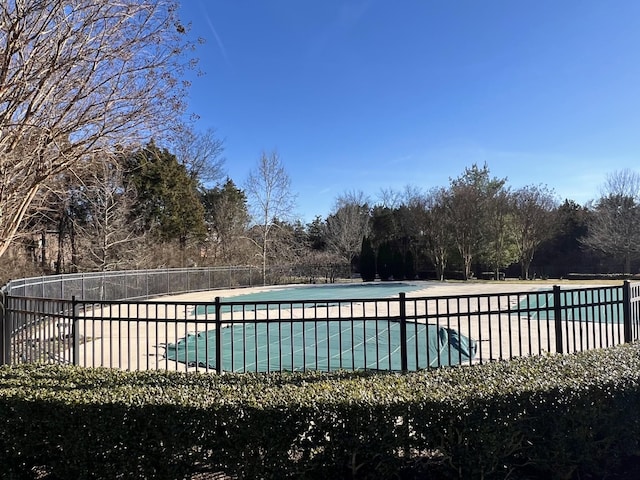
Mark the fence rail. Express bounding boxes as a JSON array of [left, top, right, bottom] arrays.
[[3, 270, 640, 373]]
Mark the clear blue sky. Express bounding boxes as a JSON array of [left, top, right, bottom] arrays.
[[178, 0, 640, 223]]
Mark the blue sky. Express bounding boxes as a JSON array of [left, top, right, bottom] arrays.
[[178, 0, 640, 223]]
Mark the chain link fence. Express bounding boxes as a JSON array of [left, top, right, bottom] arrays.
[[1, 263, 352, 301]]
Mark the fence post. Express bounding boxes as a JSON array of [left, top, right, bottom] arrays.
[[72, 296, 79, 366], [623, 280, 632, 343], [1, 291, 9, 366], [553, 286, 563, 354], [399, 292, 408, 373], [215, 297, 222, 374]]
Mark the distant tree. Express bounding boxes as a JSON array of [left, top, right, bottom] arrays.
[[512, 184, 557, 279], [72, 155, 142, 271], [536, 200, 590, 277], [27, 172, 83, 274], [482, 187, 517, 279], [377, 242, 393, 281], [404, 250, 416, 280], [125, 142, 206, 258], [245, 150, 297, 284], [0, 0, 195, 259], [359, 237, 376, 281], [306, 216, 327, 251], [324, 191, 371, 266], [447, 164, 507, 280], [391, 248, 405, 280], [423, 187, 453, 281], [377, 187, 404, 209], [201, 179, 250, 263], [370, 205, 397, 249], [268, 219, 308, 266], [581, 169, 640, 273], [173, 127, 226, 185]]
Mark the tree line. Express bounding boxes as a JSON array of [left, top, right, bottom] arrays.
[[323, 166, 640, 282], [2, 1, 639, 285], [3, 134, 640, 285]]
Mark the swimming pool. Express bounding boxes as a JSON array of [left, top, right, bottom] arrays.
[[197, 282, 426, 314], [166, 281, 478, 372], [222, 281, 425, 301], [518, 287, 624, 323], [165, 319, 476, 372]]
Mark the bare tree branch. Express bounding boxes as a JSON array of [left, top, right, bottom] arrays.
[[244, 150, 297, 283], [324, 190, 371, 265], [0, 0, 195, 257]]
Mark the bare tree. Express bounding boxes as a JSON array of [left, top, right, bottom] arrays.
[[173, 127, 226, 185], [0, 0, 195, 258], [422, 187, 453, 281], [20, 172, 76, 274], [324, 190, 371, 266], [581, 169, 640, 273], [377, 187, 403, 209], [244, 151, 297, 284], [72, 155, 142, 271], [512, 184, 557, 279]]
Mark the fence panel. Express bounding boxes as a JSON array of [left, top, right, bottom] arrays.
[[2, 275, 640, 372]]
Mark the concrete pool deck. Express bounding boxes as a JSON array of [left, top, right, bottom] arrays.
[[73, 280, 623, 372]]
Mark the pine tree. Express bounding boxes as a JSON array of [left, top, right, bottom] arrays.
[[404, 250, 416, 280], [359, 237, 376, 281], [391, 247, 405, 280], [377, 242, 393, 281], [124, 141, 206, 248]]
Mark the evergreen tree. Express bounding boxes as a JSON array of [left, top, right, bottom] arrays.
[[359, 237, 376, 281], [306, 216, 327, 251], [391, 247, 405, 280], [404, 250, 416, 280], [201, 178, 249, 263], [125, 141, 206, 249], [377, 242, 393, 281]]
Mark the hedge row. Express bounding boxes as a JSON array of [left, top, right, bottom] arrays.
[[565, 273, 640, 281], [2, 344, 640, 479]]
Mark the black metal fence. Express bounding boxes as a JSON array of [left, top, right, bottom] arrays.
[[2, 269, 640, 373]]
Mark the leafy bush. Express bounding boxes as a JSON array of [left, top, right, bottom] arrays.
[[2, 344, 640, 479]]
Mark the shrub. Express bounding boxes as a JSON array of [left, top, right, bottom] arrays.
[[1, 344, 640, 479]]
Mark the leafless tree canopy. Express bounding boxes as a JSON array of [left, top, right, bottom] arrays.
[[0, 0, 194, 257], [324, 190, 371, 264], [512, 184, 557, 279], [173, 127, 226, 184], [582, 169, 640, 273], [245, 150, 297, 283], [72, 155, 142, 271], [422, 187, 453, 281]]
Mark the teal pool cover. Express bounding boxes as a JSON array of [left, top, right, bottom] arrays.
[[166, 320, 477, 372], [196, 282, 425, 314], [519, 287, 623, 323]]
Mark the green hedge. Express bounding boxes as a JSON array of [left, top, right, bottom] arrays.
[[2, 345, 640, 479], [565, 272, 640, 280]]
